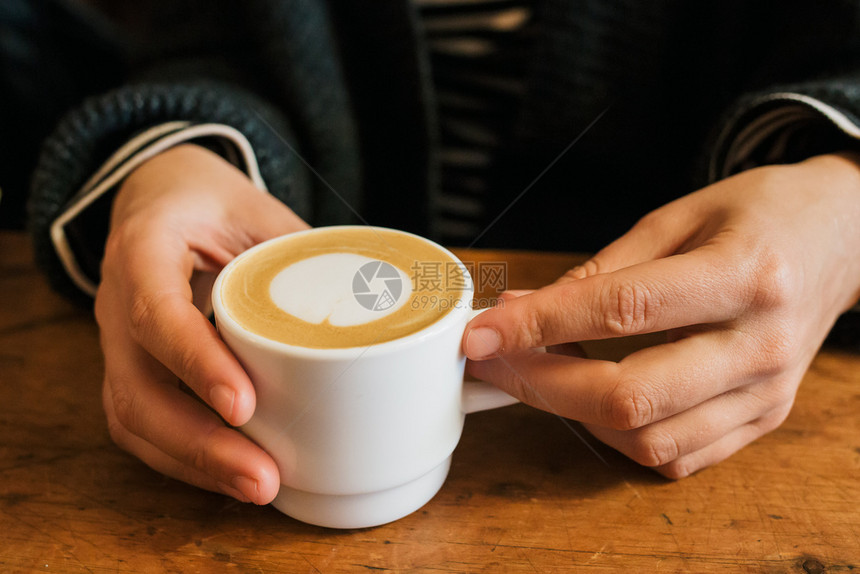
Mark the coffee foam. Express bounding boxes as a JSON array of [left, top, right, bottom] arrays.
[[269, 253, 411, 327], [220, 227, 465, 348]]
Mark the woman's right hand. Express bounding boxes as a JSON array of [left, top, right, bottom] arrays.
[[95, 144, 310, 503]]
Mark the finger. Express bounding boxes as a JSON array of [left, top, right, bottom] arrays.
[[652, 404, 793, 479], [216, 188, 311, 253], [120, 239, 256, 426], [582, 380, 795, 470], [103, 379, 250, 503], [546, 341, 587, 357], [556, 197, 710, 284], [464, 248, 749, 357], [105, 384, 280, 504], [466, 350, 618, 422], [467, 329, 765, 429], [101, 342, 279, 504], [499, 289, 533, 300], [492, 289, 532, 313], [185, 194, 310, 273], [99, 275, 279, 503], [131, 144, 311, 267]]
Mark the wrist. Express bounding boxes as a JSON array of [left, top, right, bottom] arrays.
[[804, 153, 860, 312]]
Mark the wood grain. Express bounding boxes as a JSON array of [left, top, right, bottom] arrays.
[[1, 231, 858, 573]]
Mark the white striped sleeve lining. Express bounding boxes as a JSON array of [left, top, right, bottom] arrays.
[[50, 122, 267, 296], [710, 92, 860, 182]]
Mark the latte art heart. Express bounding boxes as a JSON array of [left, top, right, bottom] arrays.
[[269, 253, 411, 327]]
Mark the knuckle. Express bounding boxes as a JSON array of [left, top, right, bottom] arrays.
[[628, 210, 669, 244], [745, 249, 798, 312], [128, 290, 178, 344], [602, 376, 656, 430], [128, 291, 159, 341], [517, 303, 547, 349], [105, 416, 131, 451], [773, 399, 795, 424], [749, 326, 800, 376], [755, 401, 794, 434], [191, 440, 210, 475], [582, 257, 605, 276], [767, 376, 800, 406], [191, 426, 232, 475], [659, 459, 693, 480], [503, 363, 542, 409], [103, 219, 141, 272], [105, 379, 143, 449], [628, 429, 681, 468], [175, 348, 200, 387], [102, 226, 125, 266], [563, 258, 604, 281], [634, 209, 664, 232], [600, 279, 659, 336], [109, 383, 136, 428], [97, 228, 138, 328]]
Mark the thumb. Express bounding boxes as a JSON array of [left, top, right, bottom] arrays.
[[463, 203, 706, 360]]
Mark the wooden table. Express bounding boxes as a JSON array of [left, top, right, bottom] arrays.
[[1, 230, 858, 573]]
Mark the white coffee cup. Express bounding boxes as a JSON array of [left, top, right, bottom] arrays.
[[211, 226, 517, 528]]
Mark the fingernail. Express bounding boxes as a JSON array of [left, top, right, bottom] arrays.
[[210, 385, 235, 421], [216, 478, 253, 503], [465, 327, 502, 359], [231, 476, 261, 503]]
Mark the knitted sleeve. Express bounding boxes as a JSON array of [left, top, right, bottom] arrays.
[[705, 79, 860, 183], [700, 3, 860, 180], [27, 81, 312, 306]]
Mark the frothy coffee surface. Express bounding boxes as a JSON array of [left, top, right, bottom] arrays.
[[268, 253, 412, 326], [220, 227, 465, 348]]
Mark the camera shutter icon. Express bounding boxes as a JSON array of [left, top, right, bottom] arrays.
[[352, 261, 403, 311]]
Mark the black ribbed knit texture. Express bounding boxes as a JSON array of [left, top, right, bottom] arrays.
[[327, 0, 438, 237], [0, 0, 124, 229], [11, 0, 860, 301], [244, 0, 363, 227], [705, 77, 860, 184], [27, 82, 310, 305], [475, 0, 860, 252]]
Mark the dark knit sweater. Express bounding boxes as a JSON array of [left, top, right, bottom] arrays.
[[3, 0, 860, 305]]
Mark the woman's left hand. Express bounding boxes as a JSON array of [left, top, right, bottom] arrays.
[[463, 153, 860, 478]]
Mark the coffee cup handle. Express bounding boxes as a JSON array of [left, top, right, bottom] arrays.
[[462, 380, 519, 414], [461, 308, 520, 414]]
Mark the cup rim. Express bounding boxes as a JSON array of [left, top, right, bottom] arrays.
[[211, 225, 474, 358]]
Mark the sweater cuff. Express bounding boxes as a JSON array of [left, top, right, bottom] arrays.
[[28, 82, 311, 304], [51, 122, 269, 297], [708, 92, 860, 183]]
